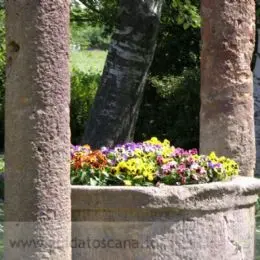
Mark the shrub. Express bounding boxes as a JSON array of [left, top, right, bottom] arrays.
[[70, 67, 200, 149], [0, 156, 4, 199], [70, 23, 110, 50], [0, 10, 5, 151], [84, 26, 110, 50], [70, 68, 100, 144], [135, 68, 200, 149]]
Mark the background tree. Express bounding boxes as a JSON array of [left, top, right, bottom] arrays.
[[82, 0, 164, 148], [80, 0, 201, 148], [135, 0, 200, 148]]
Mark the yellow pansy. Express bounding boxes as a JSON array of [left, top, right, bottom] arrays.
[[148, 174, 154, 181], [124, 180, 132, 186]]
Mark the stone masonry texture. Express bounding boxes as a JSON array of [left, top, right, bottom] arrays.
[[5, 1, 71, 259], [200, 0, 256, 176], [72, 177, 260, 260]]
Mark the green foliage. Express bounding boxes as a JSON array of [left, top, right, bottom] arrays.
[[172, 0, 201, 29], [69, 54, 200, 149], [70, 68, 100, 144], [75, 0, 200, 34], [71, 167, 120, 186], [0, 156, 4, 200], [70, 50, 107, 73], [72, 0, 201, 149], [257, 197, 260, 214], [0, 203, 3, 259], [72, 1, 118, 34], [151, 0, 200, 75], [135, 68, 200, 149], [0, 10, 5, 150], [257, 1, 260, 19], [0, 175, 3, 200], [256, 196, 260, 259], [0, 156, 4, 173], [70, 22, 110, 50]]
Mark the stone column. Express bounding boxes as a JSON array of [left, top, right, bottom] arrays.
[[5, 1, 71, 259], [200, 0, 256, 176]]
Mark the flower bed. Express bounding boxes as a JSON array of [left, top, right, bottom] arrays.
[[70, 138, 260, 260], [71, 137, 239, 186]]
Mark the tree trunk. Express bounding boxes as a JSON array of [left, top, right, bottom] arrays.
[[200, 0, 255, 176], [5, 1, 71, 259], [82, 0, 163, 148]]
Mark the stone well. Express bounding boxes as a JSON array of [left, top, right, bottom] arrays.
[[71, 177, 260, 260]]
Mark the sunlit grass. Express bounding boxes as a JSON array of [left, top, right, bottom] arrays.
[[70, 50, 107, 74]]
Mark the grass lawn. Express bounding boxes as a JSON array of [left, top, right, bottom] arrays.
[[70, 49, 107, 74]]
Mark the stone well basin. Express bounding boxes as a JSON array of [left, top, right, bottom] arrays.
[[72, 176, 260, 260]]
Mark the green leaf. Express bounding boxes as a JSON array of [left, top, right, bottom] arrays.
[[90, 178, 97, 186], [183, 23, 189, 30], [176, 15, 184, 25], [80, 171, 87, 183]]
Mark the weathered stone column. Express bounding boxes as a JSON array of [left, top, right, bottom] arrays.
[[5, 1, 71, 259], [200, 0, 256, 176]]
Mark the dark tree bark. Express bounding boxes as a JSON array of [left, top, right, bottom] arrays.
[[82, 0, 163, 148], [200, 0, 255, 176], [5, 1, 71, 259]]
